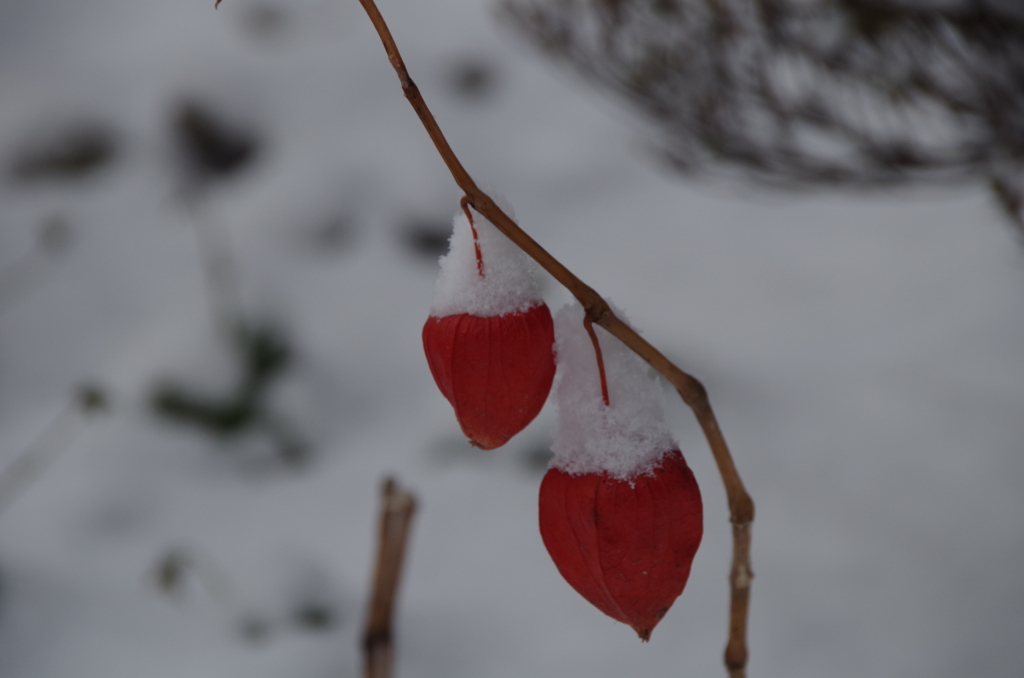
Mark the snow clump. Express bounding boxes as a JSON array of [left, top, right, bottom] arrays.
[[429, 205, 543, 318], [551, 302, 677, 481]]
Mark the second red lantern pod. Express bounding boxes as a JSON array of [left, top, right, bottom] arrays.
[[539, 302, 703, 640], [422, 202, 555, 449]]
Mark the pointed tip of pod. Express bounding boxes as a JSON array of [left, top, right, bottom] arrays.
[[469, 436, 500, 450], [635, 627, 652, 642]]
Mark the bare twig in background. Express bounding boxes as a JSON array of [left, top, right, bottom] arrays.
[[0, 384, 109, 518], [154, 545, 242, 609], [0, 214, 74, 316], [152, 544, 276, 642], [363, 477, 417, 678], [185, 203, 243, 334], [355, 1, 754, 675], [501, 0, 1024, 234]]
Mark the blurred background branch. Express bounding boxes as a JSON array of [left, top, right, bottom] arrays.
[[501, 0, 1024, 231], [0, 384, 109, 519]]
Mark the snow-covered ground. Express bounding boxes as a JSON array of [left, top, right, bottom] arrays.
[[0, 1, 1022, 677]]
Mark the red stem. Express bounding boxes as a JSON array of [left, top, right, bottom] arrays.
[[583, 317, 610, 407], [460, 196, 484, 277]]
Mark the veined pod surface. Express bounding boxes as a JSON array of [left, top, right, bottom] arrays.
[[423, 303, 555, 449], [539, 449, 703, 640]]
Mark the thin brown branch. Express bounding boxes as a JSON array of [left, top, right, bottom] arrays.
[[355, 1, 754, 675], [363, 477, 418, 678], [0, 384, 109, 519]]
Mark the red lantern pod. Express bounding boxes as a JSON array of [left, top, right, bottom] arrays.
[[424, 200, 555, 448], [423, 303, 555, 449], [539, 449, 703, 641], [541, 301, 702, 639]]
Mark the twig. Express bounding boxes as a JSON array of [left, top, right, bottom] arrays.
[[0, 214, 73, 316], [0, 249, 42, 316], [0, 384, 109, 519], [152, 543, 274, 641], [363, 477, 417, 678], [355, 1, 755, 674], [154, 545, 242, 610], [184, 201, 243, 335]]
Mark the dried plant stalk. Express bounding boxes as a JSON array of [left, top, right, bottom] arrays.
[[363, 477, 418, 678], [355, 1, 754, 675], [0, 385, 108, 519]]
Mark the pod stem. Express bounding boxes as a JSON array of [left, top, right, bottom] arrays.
[[354, 1, 755, 675], [583, 316, 610, 407], [460, 195, 484, 277]]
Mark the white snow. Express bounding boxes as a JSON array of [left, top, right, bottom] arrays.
[[429, 205, 544, 318], [551, 302, 677, 480]]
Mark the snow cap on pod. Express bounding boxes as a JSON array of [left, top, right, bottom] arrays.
[[430, 204, 543, 318], [552, 302, 676, 480]]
